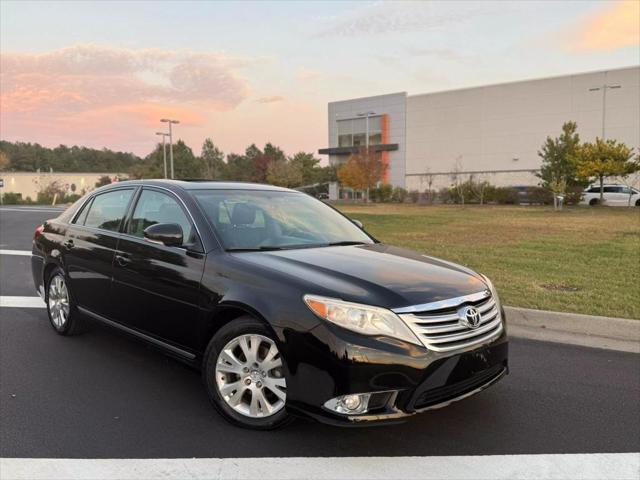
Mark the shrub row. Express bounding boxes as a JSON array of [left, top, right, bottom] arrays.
[[367, 182, 584, 205]]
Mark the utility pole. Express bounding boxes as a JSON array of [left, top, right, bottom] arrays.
[[160, 118, 180, 178], [589, 83, 621, 139], [155, 132, 169, 179]]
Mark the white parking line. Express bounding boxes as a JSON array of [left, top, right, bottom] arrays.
[[0, 250, 32, 256], [0, 296, 45, 308], [1, 453, 638, 480], [0, 207, 63, 212]]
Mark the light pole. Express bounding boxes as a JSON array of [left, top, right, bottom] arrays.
[[357, 111, 376, 148], [155, 132, 170, 179], [160, 118, 180, 178], [588, 83, 621, 139]]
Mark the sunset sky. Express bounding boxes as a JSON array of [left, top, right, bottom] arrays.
[[1, 0, 638, 159]]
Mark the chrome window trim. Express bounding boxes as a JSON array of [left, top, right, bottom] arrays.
[[391, 290, 490, 314]]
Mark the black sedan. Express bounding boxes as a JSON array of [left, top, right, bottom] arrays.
[[32, 180, 508, 429]]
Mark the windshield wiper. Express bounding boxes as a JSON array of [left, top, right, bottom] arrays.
[[227, 241, 368, 252], [325, 241, 368, 247], [226, 246, 285, 252]]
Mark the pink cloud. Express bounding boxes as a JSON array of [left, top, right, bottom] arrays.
[[0, 44, 251, 153], [0, 44, 326, 159], [255, 95, 285, 104], [562, 0, 640, 52]]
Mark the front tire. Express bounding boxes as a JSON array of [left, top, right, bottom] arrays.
[[46, 268, 85, 335], [589, 198, 599, 206], [202, 316, 292, 430]]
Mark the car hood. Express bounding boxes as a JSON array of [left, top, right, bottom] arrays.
[[231, 243, 488, 310]]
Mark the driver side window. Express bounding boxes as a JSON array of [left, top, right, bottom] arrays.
[[128, 190, 195, 246]]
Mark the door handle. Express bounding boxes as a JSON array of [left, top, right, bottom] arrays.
[[115, 254, 131, 267], [63, 239, 74, 249]]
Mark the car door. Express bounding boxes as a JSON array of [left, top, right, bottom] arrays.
[[110, 187, 206, 350], [603, 186, 625, 206], [63, 187, 136, 317], [619, 186, 634, 206]]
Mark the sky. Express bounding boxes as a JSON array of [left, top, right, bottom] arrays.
[[1, 0, 639, 159]]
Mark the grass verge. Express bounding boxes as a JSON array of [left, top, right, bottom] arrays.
[[335, 204, 640, 319]]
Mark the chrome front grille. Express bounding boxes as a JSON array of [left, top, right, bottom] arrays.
[[393, 290, 503, 352]]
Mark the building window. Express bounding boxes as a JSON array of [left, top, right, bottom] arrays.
[[337, 116, 383, 148], [338, 120, 352, 147]]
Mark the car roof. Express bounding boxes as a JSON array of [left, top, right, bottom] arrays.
[[109, 179, 297, 193]]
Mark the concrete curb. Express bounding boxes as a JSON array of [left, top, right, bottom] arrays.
[[504, 306, 640, 353]]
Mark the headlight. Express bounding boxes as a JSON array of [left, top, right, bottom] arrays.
[[303, 294, 421, 345], [480, 274, 502, 311]]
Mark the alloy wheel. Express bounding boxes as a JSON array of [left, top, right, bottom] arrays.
[[215, 334, 286, 418], [48, 274, 70, 329]]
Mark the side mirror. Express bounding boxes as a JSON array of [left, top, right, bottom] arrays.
[[352, 219, 364, 229], [144, 223, 183, 247]]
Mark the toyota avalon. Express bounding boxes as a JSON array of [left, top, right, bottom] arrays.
[[32, 180, 508, 429]]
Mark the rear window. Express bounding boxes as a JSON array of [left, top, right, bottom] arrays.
[[76, 189, 134, 232], [57, 196, 89, 224]]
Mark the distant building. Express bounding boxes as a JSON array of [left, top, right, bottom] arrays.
[[0, 172, 122, 202], [320, 66, 639, 196]]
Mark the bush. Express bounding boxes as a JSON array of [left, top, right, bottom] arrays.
[[1, 192, 26, 204], [408, 190, 420, 203], [370, 184, 393, 203], [437, 187, 455, 204], [524, 186, 553, 205], [392, 187, 409, 203], [485, 186, 519, 204], [36, 181, 81, 205], [564, 185, 584, 205]]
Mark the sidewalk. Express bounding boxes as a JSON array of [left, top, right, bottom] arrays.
[[505, 306, 640, 353]]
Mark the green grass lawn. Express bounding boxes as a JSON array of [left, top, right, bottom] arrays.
[[335, 204, 640, 319]]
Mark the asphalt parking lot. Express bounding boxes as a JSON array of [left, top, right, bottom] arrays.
[[1, 205, 639, 461]]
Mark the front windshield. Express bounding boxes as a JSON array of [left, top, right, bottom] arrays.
[[191, 189, 373, 250]]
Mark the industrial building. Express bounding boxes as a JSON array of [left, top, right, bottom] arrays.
[[320, 66, 639, 196]]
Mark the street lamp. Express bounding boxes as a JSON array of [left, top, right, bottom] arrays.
[[155, 132, 170, 179], [588, 83, 621, 139], [357, 111, 376, 148], [160, 118, 180, 179]]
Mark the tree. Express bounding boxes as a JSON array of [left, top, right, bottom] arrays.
[[224, 153, 254, 182], [0, 140, 141, 173], [421, 168, 435, 204], [290, 152, 337, 186], [200, 138, 225, 180], [450, 156, 467, 205], [95, 175, 112, 188], [266, 160, 303, 188], [132, 140, 204, 179], [337, 147, 387, 201], [0, 151, 9, 171], [573, 138, 638, 204], [537, 121, 582, 209]]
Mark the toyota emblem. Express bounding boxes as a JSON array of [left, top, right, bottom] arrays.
[[459, 305, 482, 329]]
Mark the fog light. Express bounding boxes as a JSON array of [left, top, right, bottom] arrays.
[[324, 393, 371, 415], [342, 394, 362, 411]]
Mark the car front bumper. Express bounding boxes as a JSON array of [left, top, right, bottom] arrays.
[[281, 316, 508, 426]]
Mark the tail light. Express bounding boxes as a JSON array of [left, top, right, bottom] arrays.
[[34, 225, 44, 238]]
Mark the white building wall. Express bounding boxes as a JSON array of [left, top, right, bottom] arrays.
[[327, 92, 407, 187], [405, 66, 640, 190]]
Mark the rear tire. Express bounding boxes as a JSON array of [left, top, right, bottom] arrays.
[[635, 199, 640, 207], [202, 316, 292, 430], [45, 267, 85, 335]]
